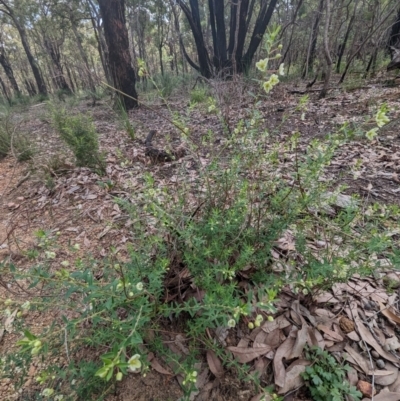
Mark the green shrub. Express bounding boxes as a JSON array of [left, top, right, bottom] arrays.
[[302, 347, 362, 401], [153, 72, 179, 99], [0, 109, 35, 161], [190, 87, 208, 103], [49, 105, 105, 171]]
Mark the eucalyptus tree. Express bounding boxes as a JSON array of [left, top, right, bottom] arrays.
[[97, 0, 138, 109], [0, 0, 47, 95], [176, 0, 279, 78], [30, 0, 72, 93], [0, 34, 21, 96]]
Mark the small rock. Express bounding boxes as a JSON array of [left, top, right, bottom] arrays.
[[371, 350, 380, 359], [357, 380, 376, 398], [376, 359, 385, 369]]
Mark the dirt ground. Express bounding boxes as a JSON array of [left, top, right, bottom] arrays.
[[0, 78, 399, 400]]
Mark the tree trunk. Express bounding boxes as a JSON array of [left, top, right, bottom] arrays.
[[177, 0, 212, 78], [0, 75, 11, 103], [209, 0, 228, 71], [98, 0, 138, 110], [319, 0, 332, 99], [43, 37, 72, 93], [70, 17, 97, 93], [65, 63, 76, 92], [0, 2, 47, 95], [389, 8, 400, 49], [336, 15, 354, 73], [281, 0, 305, 63], [241, 0, 278, 72], [339, 3, 397, 83], [302, 0, 324, 78], [0, 49, 21, 96], [24, 78, 36, 96]]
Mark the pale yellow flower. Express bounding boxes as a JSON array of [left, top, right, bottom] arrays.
[[128, 354, 141, 373], [263, 81, 273, 93], [366, 128, 378, 141], [269, 74, 279, 85], [42, 388, 54, 397], [375, 110, 390, 127], [256, 58, 269, 72], [278, 63, 285, 76]]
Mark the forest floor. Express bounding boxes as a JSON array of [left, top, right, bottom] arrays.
[[0, 75, 400, 401]]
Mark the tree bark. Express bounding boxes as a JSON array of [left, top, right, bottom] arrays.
[[241, 0, 278, 72], [319, 0, 332, 99], [302, 0, 324, 78], [0, 75, 11, 103], [389, 8, 400, 49], [0, 48, 21, 96], [97, 0, 138, 110], [339, 3, 397, 83], [0, 1, 47, 95], [177, 0, 212, 78], [43, 37, 72, 93]]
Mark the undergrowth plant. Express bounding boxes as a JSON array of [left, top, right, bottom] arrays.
[[0, 32, 398, 401], [302, 346, 362, 401], [49, 104, 105, 172], [0, 107, 35, 161]]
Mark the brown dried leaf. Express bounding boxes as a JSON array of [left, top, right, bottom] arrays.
[[307, 327, 325, 349], [346, 331, 361, 342], [355, 319, 399, 363], [288, 324, 308, 359], [149, 357, 173, 376], [227, 345, 272, 364], [206, 350, 224, 378], [370, 392, 400, 401], [344, 345, 370, 374], [317, 324, 344, 342], [273, 338, 295, 388], [277, 359, 309, 394], [314, 292, 340, 304], [260, 314, 291, 334], [378, 301, 400, 324]]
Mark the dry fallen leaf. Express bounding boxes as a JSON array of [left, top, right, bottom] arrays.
[[148, 354, 173, 376], [355, 319, 399, 364], [206, 350, 224, 378], [344, 345, 370, 374], [288, 324, 308, 359], [317, 324, 344, 342], [4, 309, 18, 332], [277, 359, 310, 394], [273, 337, 295, 388], [368, 391, 400, 401], [378, 301, 400, 325], [227, 345, 272, 364]]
